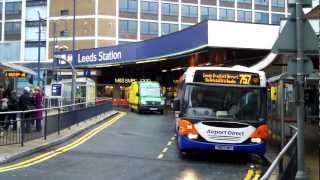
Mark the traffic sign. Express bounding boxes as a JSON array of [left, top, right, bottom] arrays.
[[51, 83, 63, 97], [84, 69, 91, 77]]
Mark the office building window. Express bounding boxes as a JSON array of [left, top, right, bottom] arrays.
[[5, 22, 21, 40], [271, 13, 284, 24], [201, 6, 217, 21], [219, 8, 235, 21], [255, 0, 269, 5], [119, 0, 138, 13], [161, 23, 178, 35], [60, 9, 69, 16], [237, 10, 252, 22], [141, 1, 158, 14], [141, 21, 158, 35], [221, 0, 235, 2], [5, 2, 22, 16], [181, 5, 198, 18], [255, 12, 269, 24], [238, 0, 252, 3], [162, 3, 178, 16], [272, 0, 285, 7], [119, 20, 137, 33]]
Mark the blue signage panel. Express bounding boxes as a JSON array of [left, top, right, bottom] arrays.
[[51, 83, 63, 97], [84, 69, 91, 77], [54, 21, 209, 67]]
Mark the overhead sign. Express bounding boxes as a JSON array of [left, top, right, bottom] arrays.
[[51, 83, 63, 97], [84, 69, 91, 77], [5, 71, 27, 78], [194, 70, 261, 86]]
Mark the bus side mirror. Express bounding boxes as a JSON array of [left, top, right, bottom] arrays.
[[172, 99, 180, 111]]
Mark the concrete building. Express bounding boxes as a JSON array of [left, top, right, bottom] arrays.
[[0, 0, 289, 64]]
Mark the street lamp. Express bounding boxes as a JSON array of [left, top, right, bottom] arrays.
[[37, 11, 45, 87]]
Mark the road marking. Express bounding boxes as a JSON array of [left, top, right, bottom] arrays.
[[157, 154, 164, 159], [157, 134, 176, 160], [0, 112, 127, 173], [243, 165, 262, 180], [162, 147, 168, 153]]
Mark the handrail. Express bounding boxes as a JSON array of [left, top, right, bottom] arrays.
[[260, 126, 298, 180], [0, 98, 112, 115]]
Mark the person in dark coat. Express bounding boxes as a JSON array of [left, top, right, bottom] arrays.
[[7, 90, 19, 131], [19, 87, 35, 133], [0, 85, 8, 134], [33, 87, 43, 132]]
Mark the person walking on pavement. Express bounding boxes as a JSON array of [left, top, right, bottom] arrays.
[[7, 90, 19, 131], [33, 87, 43, 132], [19, 87, 35, 133]]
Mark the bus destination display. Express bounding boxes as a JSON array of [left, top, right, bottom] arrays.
[[194, 70, 260, 85]]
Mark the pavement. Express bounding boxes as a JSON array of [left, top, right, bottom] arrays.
[[0, 109, 269, 180], [0, 110, 118, 165]]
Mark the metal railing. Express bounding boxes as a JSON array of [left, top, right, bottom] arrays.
[[0, 98, 112, 147], [261, 125, 298, 180]]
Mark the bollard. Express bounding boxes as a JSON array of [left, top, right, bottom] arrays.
[[44, 109, 48, 140], [58, 107, 61, 135], [21, 112, 24, 147]]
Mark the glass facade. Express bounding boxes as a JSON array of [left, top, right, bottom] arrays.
[[5, 22, 21, 40], [238, 0, 252, 3], [119, 20, 138, 33], [219, 8, 235, 21], [161, 23, 178, 35], [272, 0, 285, 7], [181, 5, 198, 18], [238, 10, 252, 22], [141, 1, 158, 14], [201, 7, 217, 21], [141, 21, 158, 35], [255, 0, 269, 5], [255, 12, 269, 24], [5, 2, 22, 16], [119, 0, 138, 12], [162, 3, 178, 16], [271, 13, 285, 24]]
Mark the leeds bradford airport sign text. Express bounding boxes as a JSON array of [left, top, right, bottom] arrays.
[[55, 21, 208, 67]]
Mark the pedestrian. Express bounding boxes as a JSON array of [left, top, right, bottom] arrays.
[[0, 86, 9, 135], [33, 87, 43, 132], [7, 90, 19, 131], [19, 87, 35, 133]]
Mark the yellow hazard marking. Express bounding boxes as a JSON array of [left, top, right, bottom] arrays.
[[243, 165, 262, 180], [0, 112, 126, 173]]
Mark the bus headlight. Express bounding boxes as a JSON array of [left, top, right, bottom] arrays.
[[187, 133, 198, 140], [141, 101, 147, 105], [161, 101, 165, 105], [251, 138, 262, 144]]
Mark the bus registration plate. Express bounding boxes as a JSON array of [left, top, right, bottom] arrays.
[[150, 108, 158, 110], [215, 145, 234, 151]]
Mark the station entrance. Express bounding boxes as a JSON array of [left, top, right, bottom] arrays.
[[94, 48, 270, 104]]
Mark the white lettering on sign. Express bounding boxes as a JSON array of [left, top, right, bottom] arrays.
[[206, 129, 244, 137], [77, 51, 122, 64]]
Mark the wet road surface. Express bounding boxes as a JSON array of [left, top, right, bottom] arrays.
[[0, 109, 268, 180]]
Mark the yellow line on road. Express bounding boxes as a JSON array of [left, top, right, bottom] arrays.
[[0, 112, 126, 173]]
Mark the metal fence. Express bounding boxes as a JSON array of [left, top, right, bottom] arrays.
[[261, 125, 298, 180], [0, 99, 112, 146]]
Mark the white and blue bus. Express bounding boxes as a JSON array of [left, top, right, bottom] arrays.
[[173, 66, 268, 155]]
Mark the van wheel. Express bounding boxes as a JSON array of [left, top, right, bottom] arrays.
[[160, 110, 164, 115], [130, 108, 133, 112]]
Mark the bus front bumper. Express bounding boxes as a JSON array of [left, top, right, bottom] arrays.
[[178, 135, 266, 155]]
